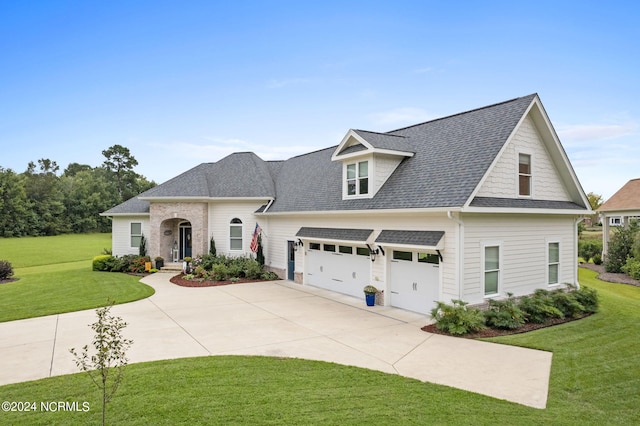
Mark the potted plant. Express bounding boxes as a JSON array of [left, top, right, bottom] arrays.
[[363, 285, 377, 306], [154, 256, 164, 269]]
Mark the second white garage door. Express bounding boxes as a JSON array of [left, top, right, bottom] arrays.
[[389, 250, 440, 314]]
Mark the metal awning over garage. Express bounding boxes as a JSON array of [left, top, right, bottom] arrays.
[[375, 230, 445, 250], [295, 227, 373, 244]]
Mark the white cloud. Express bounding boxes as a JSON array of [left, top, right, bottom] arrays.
[[369, 107, 433, 127], [556, 122, 637, 144], [266, 78, 312, 89]]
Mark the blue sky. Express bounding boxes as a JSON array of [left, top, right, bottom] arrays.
[[0, 1, 638, 199]]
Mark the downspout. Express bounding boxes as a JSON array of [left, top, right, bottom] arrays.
[[447, 211, 465, 300], [574, 216, 582, 289], [262, 198, 275, 213]]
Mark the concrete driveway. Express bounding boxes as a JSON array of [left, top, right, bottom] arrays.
[[0, 273, 552, 408]]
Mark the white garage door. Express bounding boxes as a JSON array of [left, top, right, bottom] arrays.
[[306, 243, 370, 298], [389, 250, 440, 314]]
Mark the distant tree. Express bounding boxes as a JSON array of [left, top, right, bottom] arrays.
[[23, 158, 66, 235], [61, 169, 119, 233], [0, 167, 30, 237], [586, 192, 604, 226], [102, 145, 139, 202], [63, 163, 93, 177]]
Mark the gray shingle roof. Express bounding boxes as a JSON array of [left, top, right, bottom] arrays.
[[267, 94, 538, 212], [352, 130, 410, 152], [101, 194, 150, 215], [375, 230, 445, 247], [296, 227, 373, 242], [469, 197, 585, 210], [104, 94, 586, 216], [141, 152, 278, 199]]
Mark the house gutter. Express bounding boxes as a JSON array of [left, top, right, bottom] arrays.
[[447, 211, 465, 300]]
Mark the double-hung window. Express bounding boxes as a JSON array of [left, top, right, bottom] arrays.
[[130, 223, 142, 248], [518, 153, 532, 196], [346, 161, 369, 196], [484, 245, 500, 296], [548, 242, 560, 285], [230, 218, 243, 251]]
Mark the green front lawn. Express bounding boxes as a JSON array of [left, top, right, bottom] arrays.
[[0, 268, 637, 424], [0, 234, 154, 322]]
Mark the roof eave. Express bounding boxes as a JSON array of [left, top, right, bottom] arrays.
[[461, 206, 591, 215]]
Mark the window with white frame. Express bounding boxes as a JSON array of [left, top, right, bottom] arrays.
[[346, 160, 369, 196], [130, 222, 142, 248], [230, 218, 243, 250], [518, 153, 532, 196], [484, 245, 500, 296], [548, 242, 560, 285]]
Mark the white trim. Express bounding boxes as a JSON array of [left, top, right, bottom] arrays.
[[229, 218, 243, 251], [517, 150, 533, 198], [138, 196, 274, 202], [130, 221, 143, 249], [481, 241, 502, 298], [546, 238, 561, 286]]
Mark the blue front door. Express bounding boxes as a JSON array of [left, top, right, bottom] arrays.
[[179, 223, 192, 259], [287, 241, 295, 280]]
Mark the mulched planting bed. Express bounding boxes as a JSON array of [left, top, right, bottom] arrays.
[[170, 274, 277, 288], [421, 314, 591, 339], [0, 278, 18, 285]]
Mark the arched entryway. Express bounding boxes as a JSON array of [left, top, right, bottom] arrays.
[[179, 221, 192, 259]]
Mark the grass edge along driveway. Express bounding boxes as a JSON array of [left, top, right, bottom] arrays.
[[0, 268, 638, 425], [0, 234, 154, 322]]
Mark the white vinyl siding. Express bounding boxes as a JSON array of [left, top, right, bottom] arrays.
[[207, 201, 267, 256], [111, 216, 150, 256], [475, 115, 571, 201], [463, 214, 576, 304]]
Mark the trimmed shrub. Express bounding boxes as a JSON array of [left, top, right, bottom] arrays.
[[574, 285, 599, 314], [430, 300, 486, 336], [592, 253, 603, 265], [261, 271, 280, 281], [518, 290, 564, 324], [244, 260, 263, 279], [578, 239, 603, 263], [92, 255, 114, 272], [605, 221, 638, 272], [551, 289, 585, 318], [129, 256, 150, 274], [484, 293, 527, 330], [622, 258, 640, 280], [212, 263, 229, 281], [0, 260, 14, 280]]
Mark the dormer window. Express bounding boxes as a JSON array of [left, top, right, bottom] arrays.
[[347, 161, 369, 196], [518, 153, 531, 196]]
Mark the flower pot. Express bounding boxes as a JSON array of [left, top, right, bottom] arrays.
[[365, 293, 375, 306]]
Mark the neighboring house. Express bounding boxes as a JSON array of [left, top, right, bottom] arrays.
[[598, 178, 640, 256], [101, 94, 591, 314]]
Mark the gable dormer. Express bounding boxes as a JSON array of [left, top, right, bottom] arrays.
[[332, 129, 414, 200]]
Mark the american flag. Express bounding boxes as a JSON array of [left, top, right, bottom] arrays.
[[250, 222, 262, 253]]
